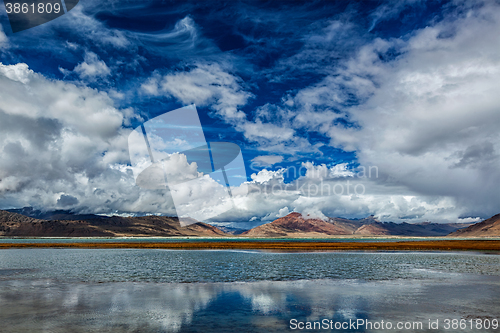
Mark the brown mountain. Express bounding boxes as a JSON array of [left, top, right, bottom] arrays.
[[0, 210, 226, 237], [354, 223, 391, 235], [241, 213, 472, 237], [448, 214, 500, 237], [241, 213, 374, 237], [241, 213, 344, 237]]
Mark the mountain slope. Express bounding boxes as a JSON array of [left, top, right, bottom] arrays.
[[0, 210, 113, 237], [241, 213, 354, 237], [448, 214, 500, 237], [0, 210, 226, 237]]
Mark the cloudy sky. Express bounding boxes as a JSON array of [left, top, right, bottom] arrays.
[[0, 0, 499, 225]]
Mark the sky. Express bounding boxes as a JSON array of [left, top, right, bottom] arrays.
[[0, 0, 499, 225]]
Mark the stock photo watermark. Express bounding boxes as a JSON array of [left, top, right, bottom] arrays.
[[289, 318, 499, 331], [3, 0, 79, 33], [128, 105, 248, 226], [247, 163, 379, 197], [128, 105, 379, 225]]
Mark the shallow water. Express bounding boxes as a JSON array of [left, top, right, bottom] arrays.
[[1, 249, 500, 282], [0, 249, 499, 332]]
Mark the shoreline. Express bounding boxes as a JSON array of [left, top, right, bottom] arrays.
[[1, 240, 500, 251]]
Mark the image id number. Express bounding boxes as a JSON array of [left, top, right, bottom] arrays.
[[5, 2, 61, 14]]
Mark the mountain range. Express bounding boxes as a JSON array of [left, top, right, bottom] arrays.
[[0, 210, 225, 237], [1, 208, 495, 237], [241, 212, 473, 237]]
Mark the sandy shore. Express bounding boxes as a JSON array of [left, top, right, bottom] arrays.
[[1, 240, 500, 251]]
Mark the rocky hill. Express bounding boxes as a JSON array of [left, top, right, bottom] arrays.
[[0, 210, 226, 237], [448, 214, 500, 237], [242, 212, 472, 237], [242, 213, 353, 237]]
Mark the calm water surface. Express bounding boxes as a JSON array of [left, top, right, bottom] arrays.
[[0, 249, 499, 332]]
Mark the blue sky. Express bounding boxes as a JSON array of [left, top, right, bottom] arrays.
[[1, 0, 500, 224]]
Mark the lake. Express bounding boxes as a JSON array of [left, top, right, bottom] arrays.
[[0, 249, 499, 332]]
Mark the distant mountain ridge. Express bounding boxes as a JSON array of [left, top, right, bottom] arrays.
[[241, 212, 473, 237], [0, 210, 226, 237], [212, 225, 248, 235]]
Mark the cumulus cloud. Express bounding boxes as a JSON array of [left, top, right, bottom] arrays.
[[220, 162, 465, 223], [73, 52, 111, 81], [0, 65, 247, 219], [321, 1, 500, 218], [57, 194, 79, 207], [2, 1, 499, 225], [221, 1, 500, 223], [0, 62, 152, 214]]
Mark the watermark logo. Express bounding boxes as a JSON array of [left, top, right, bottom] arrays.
[[246, 162, 378, 197], [4, 0, 79, 33], [128, 105, 247, 226]]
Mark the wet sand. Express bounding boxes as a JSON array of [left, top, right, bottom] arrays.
[[0, 239, 499, 251]]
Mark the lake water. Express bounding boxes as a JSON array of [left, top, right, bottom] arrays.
[[0, 249, 499, 332]]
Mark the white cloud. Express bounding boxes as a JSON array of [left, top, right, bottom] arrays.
[[277, 206, 290, 217], [142, 63, 250, 122], [329, 163, 355, 178], [2, 2, 500, 224], [224, 1, 500, 223], [0, 62, 150, 214], [252, 155, 284, 166], [212, 158, 483, 224], [74, 52, 111, 80], [458, 217, 482, 224], [322, 1, 500, 218], [0, 63, 31, 84], [249, 169, 285, 184], [0, 25, 8, 49], [64, 5, 131, 49], [141, 62, 315, 154], [240, 121, 295, 141], [0, 65, 249, 219]]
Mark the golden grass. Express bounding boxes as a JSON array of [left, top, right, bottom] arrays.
[[0, 240, 500, 251]]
